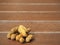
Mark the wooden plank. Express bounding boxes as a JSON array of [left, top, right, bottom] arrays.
[[0, 5, 60, 11], [0, 33, 60, 45], [0, 0, 60, 3], [0, 13, 60, 20], [0, 22, 60, 32]]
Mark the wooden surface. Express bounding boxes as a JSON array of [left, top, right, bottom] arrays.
[[0, 0, 60, 45], [0, 0, 60, 3], [0, 22, 60, 32], [0, 33, 60, 45], [0, 13, 60, 20], [0, 5, 60, 11]]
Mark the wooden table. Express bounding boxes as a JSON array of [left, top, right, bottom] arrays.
[[0, 0, 60, 45]]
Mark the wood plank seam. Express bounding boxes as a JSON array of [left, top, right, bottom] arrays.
[[0, 11, 60, 13], [0, 20, 60, 23], [0, 3, 60, 5], [0, 31, 60, 34], [0, 0, 60, 3]]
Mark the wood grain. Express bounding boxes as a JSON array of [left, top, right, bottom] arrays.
[[0, 5, 60, 11], [0, 22, 60, 32], [0, 0, 60, 45], [0, 33, 60, 45], [0, 0, 60, 3], [0, 13, 60, 20]]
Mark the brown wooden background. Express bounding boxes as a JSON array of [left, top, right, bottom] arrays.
[[0, 0, 60, 45]]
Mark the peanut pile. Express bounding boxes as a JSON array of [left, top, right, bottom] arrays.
[[7, 25, 33, 43]]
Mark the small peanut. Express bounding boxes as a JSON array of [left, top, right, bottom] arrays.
[[11, 26, 18, 33], [11, 34, 16, 40], [7, 32, 12, 39], [21, 32, 28, 37], [19, 37, 24, 43], [16, 34, 22, 41], [26, 34, 33, 42], [20, 25, 30, 32], [18, 25, 27, 37]]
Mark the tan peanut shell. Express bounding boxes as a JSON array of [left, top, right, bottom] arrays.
[[7, 25, 33, 43], [19, 37, 24, 43], [11, 34, 16, 40], [16, 34, 22, 41], [18, 25, 27, 37], [7, 32, 12, 39], [11, 26, 18, 33], [26, 34, 33, 42]]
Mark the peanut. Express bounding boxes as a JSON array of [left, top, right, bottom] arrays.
[[19, 37, 24, 43], [11, 34, 16, 40], [16, 34, 22, 41], [26, 34, 33, 42], [11, 26, 18, 33], [7, 25, 33, 43], [18, 25, 30, 33], [18, 25, 27, 37], [7, 32, 12, 39]]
